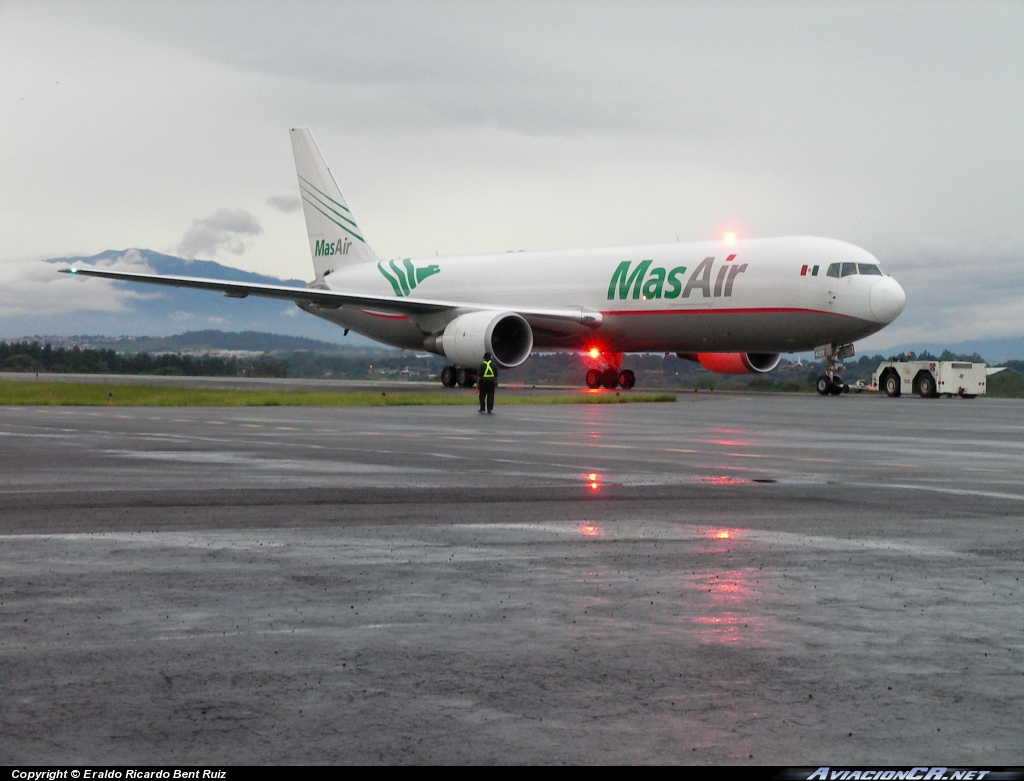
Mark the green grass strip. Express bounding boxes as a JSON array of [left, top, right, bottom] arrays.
[[0, 381, 675, 407]]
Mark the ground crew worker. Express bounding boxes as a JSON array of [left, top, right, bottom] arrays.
[[478, 352, 498, 413]]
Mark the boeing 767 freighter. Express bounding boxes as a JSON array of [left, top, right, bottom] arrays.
[[64, 128, 905, 393]]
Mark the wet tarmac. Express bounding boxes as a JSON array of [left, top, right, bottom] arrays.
[[1, 394, 1022, 763]]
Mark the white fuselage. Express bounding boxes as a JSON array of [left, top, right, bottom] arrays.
[[305, 235, 905, 355]]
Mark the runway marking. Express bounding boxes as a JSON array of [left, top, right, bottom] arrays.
[[276, 427, 300, 431], [664, 448, 698, 454], [962, 468, 1009, 473], [173, 419, 191, 423], [208, 421, 226, 425], [240, 424, 263, 429], [847, 481, 1024, 502], [880, 463, 918, 468]]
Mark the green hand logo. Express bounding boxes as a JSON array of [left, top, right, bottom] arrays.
[[378, 260, 441, 297]]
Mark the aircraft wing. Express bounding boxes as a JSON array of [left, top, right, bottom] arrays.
[[60, 267, 602, 330]]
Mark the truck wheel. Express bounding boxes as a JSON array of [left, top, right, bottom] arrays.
[[917, 373, 936, 398], [815, 375, 832, 395], [883, 373, 901, 397]]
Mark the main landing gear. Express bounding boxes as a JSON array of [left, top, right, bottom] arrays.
[[440, 354, 640, 391], [440, 365, 476, 388], [585, 368, 636, 390], [584, 352, 636, 390]]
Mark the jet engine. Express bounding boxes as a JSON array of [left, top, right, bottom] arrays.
[[431, 310, 534, 368], [680, 352, 782, 375]]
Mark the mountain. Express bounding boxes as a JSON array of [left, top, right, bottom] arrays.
[[21, 249, 377, 346]]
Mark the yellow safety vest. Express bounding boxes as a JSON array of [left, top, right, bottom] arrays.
[[482, 360, 495, 379]]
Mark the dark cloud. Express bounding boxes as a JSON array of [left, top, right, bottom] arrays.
[[85, 3, 1024, 252], [862, 239, 1024, 347], [266, 195, 301, 213], [176, 209, 263, 259]]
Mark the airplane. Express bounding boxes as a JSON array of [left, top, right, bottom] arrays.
[[62, 128, 906, 394]]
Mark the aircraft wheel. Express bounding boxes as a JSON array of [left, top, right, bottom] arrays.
[[883, 373, 901, 397], [618, 369, 636, 390], [456, 368, 476, 388], [585, 369, 603, 389], [917, 373, 936, 398], [829, 381, 844, 395], [815, 375, 832, 395], [440, 365, 457, 388], [601, 368, 619, 389]]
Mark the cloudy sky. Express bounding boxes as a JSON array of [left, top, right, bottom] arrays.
[[1, 1, 1022, 350]]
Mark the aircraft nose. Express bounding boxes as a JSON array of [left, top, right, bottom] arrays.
[[869, 277, 906, 323]]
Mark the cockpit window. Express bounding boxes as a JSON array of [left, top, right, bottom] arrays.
[[858, 263, 882, 275], [841, 262, 857, 277], [826, 263, 840, 278]]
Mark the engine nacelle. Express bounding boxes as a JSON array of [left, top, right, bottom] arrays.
[[433, 310, 534, 369], [682, 352, 782, 375]]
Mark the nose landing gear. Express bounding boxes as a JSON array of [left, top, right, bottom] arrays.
[[815, 374, 846, 395], [814, 342, 855, 395]]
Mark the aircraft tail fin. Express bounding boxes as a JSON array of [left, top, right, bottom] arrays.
[[290, 127, 381, 279]]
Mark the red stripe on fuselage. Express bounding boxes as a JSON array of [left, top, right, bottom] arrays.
[[601, 306, 857, 320], [357, 309, 410, 320]]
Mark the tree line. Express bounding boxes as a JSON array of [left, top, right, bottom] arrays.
[[0, 341, 287, 378], [2, 339, 1020, 396]]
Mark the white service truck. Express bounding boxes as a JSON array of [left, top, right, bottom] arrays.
[[872, 360, 1003, 398]]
